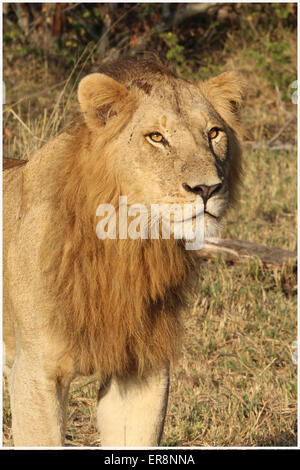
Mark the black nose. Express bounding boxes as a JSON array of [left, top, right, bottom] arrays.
[[182, 183, 222, 204]]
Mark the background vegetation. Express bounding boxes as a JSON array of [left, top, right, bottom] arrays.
[[3, 3, 297, 447]]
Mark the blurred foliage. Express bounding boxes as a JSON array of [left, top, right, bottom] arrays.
[[3, 2, 297, 97]]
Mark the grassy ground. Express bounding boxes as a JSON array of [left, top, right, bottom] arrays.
[[3, 4, 297, 447]]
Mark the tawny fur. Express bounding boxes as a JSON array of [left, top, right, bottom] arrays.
[[4, 55, 245, 397]]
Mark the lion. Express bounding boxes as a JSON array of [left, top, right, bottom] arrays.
[[3, 55, 245, 447]]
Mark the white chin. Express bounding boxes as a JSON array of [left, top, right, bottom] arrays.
[[167, 214, 220, 248], [171, 217, 204, 242], [170, 216, 220, 239], [204, 217, 220, 239]]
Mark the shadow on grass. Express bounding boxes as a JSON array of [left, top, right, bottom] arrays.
[[255, 430, 297, 447]]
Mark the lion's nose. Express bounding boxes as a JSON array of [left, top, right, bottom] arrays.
[[182, 183, 222, 205]]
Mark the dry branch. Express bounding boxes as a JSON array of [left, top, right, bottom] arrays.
[[174, 3, 218, 24], [198, 238, 296, 268], [246, 143, 296, 152], [3, 157, 27, 170]]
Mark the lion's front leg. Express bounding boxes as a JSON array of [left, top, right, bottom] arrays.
[[97, 367, 169, 447], [9, 349, 72, 447]]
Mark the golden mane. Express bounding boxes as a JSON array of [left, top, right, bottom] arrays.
[[41, 105, 196, 380]]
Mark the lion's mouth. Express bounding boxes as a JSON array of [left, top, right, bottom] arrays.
[[162, 209, 219, 224], [172, 210, 203, 224], [173, 210, 219, 223]]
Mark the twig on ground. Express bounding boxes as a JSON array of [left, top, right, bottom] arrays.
[[245, 142, 296, 151], [197, 238, 296, 267]]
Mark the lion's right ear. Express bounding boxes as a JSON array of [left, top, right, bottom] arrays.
[[78, 73, 129, 129]]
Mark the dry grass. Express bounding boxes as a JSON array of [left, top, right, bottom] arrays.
[[164, 260, 296, 446], [2, 15, 297, 448]]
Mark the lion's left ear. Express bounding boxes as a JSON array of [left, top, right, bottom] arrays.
[[78, 73, 129, 129], [198, 71, 246, 135]]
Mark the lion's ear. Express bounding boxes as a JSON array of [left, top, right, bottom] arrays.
[[198, 71, 246, 135], [78, 73, 129, 129]]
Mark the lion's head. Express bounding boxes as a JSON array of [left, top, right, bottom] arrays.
[[77, 55, 245, 241]]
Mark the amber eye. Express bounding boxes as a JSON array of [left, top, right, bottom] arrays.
[[208, 127, 220, 140], [149, 132, 164, 143]]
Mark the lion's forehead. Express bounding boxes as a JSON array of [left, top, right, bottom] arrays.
[[135, 81, 220, 131]]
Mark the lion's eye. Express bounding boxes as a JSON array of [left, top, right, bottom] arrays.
[[208, 127, 220, 140], [149, 132, 164, 143]]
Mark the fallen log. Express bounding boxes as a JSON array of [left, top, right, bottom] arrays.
[[3, 157, 27, 171], [198, 238, 297, 268]]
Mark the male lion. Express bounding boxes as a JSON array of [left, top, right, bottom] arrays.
[[3, 56, 245, 447]]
